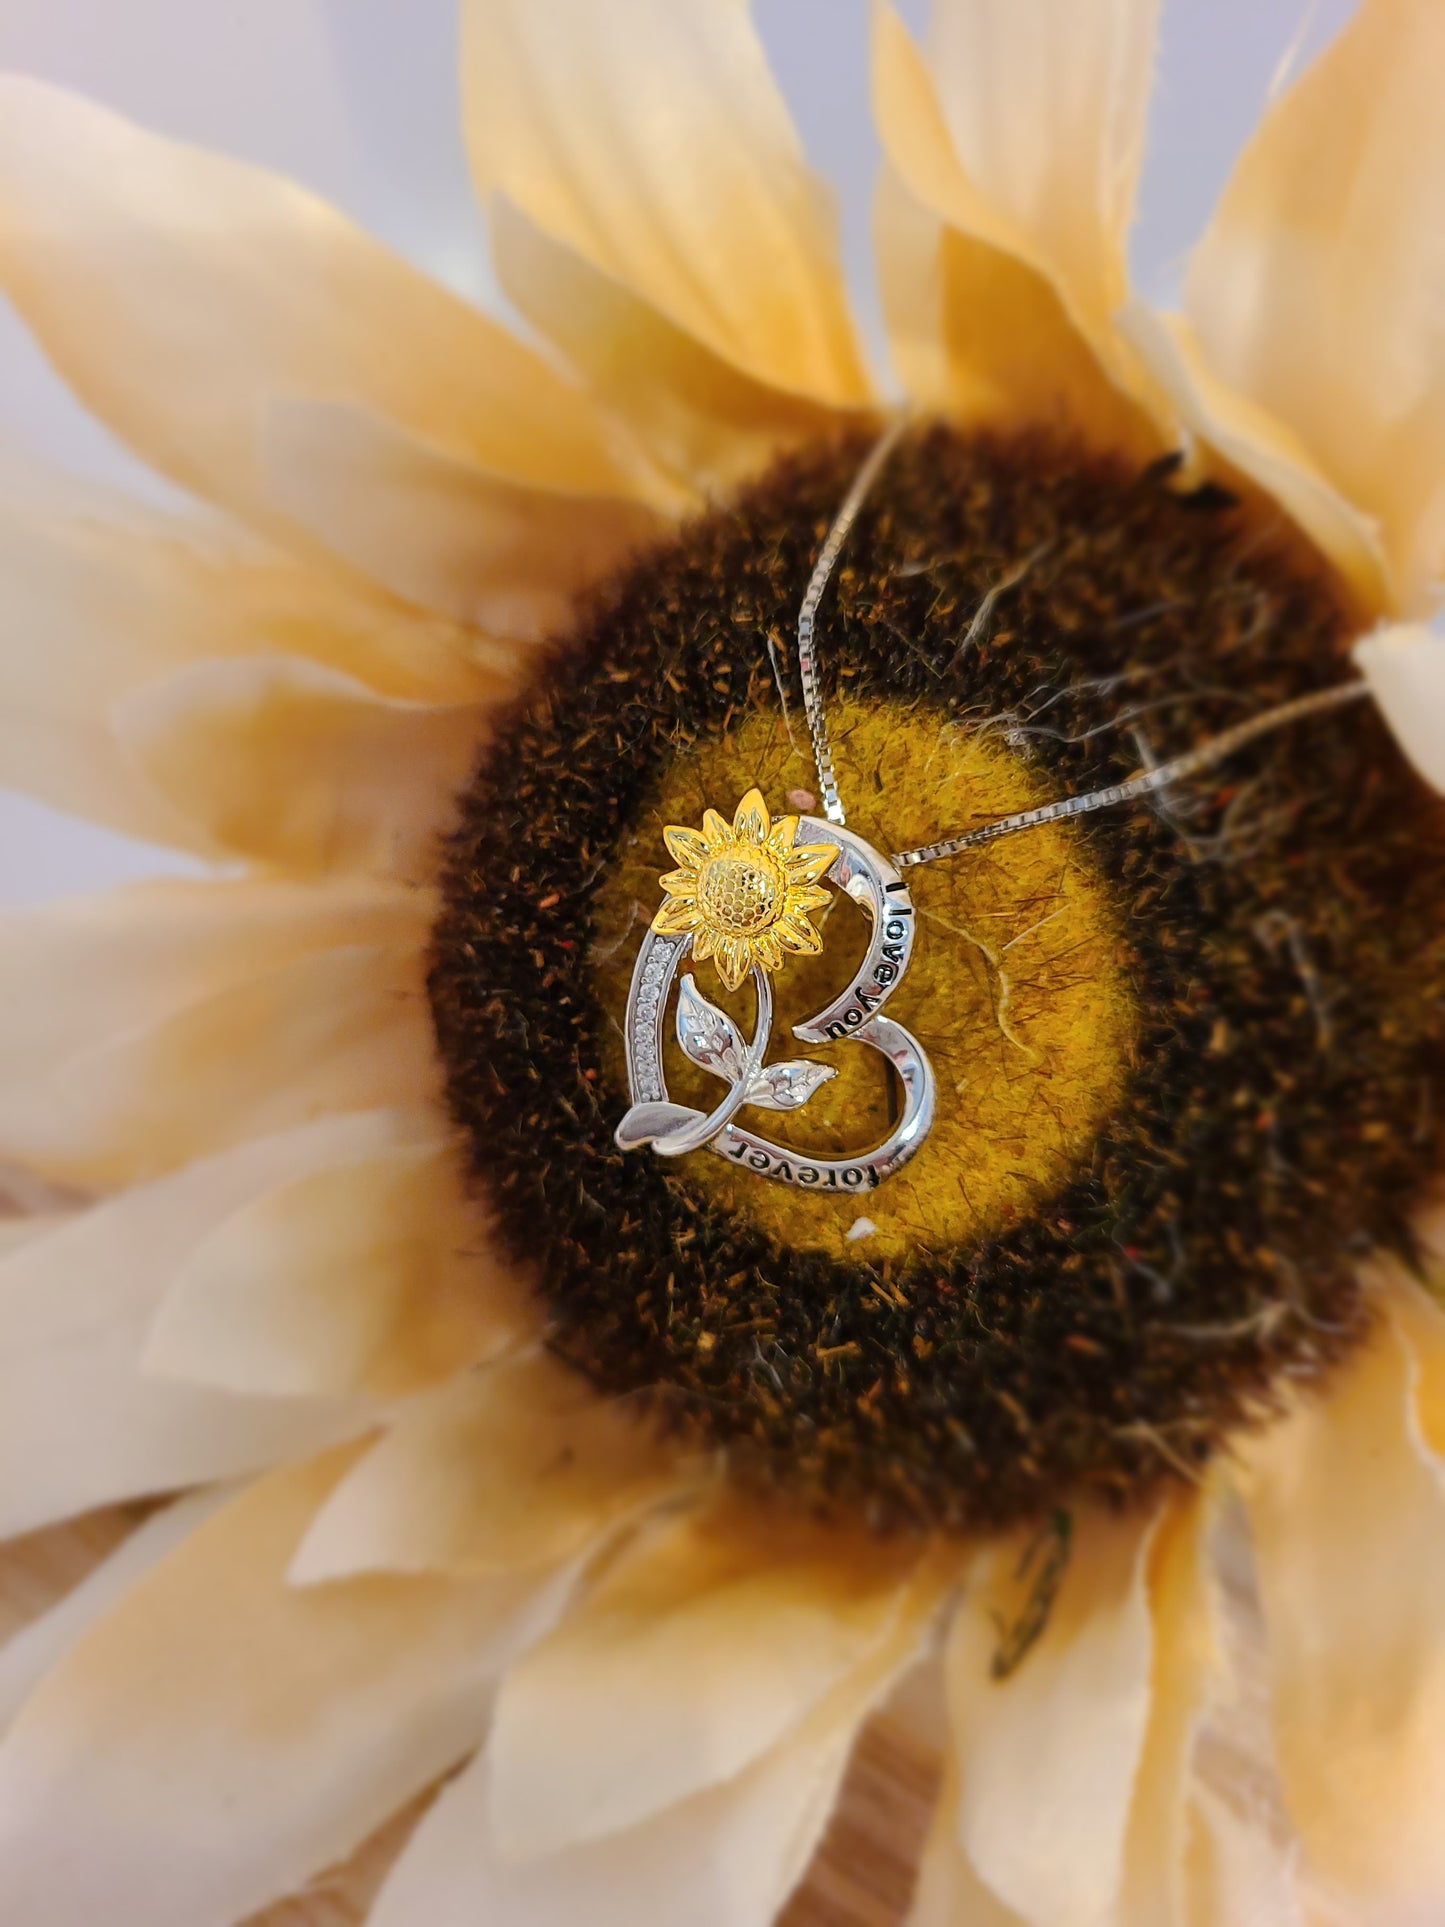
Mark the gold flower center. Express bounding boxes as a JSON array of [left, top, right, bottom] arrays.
[[697, 850, 783, 936]]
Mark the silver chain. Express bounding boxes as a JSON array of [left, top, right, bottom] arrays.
[[782, 423, 1373, 869], [891, 681, 1371, 867], [783, 415, 910, 826]]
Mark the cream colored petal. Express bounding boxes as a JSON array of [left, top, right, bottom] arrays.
[[1353, 624, 1445, 791], [909, 1763, 1025, 1927], [0, 1213, 67, 1257], [1120, 302, 1391, 613], [0, 876, 434, 1189], [0, 1490, 227, 1732], [492, 197, 849, 499], [1236, 1305, 1445, 1913], [944, 1505, 1161, 1927], [871, 1, 1163, 447], [370, 1551, 945, 1927], [263, 396, 669, 637], [876, 164, 1159, 455], [0, 79, 658, 539], [0, 1119, 407, 1535], [923, 0, 1157, 337], [0, 1448, 575, 1927], [117, 655, 489, 882], [486, 1498, 939, 1857], [0, 479, 492, 844], [1183, 1784, 1305, 1927], [291, 1351, 683, 1583], [462, 0, 870, 407], [1183, 0, 1445, 616], [143, 1124, 521, 1402], [1119, 1493, 1220, 1927]]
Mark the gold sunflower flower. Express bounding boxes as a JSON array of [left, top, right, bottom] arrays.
[[652, 789, 836, 991], [0, 3, 1443, 1927]]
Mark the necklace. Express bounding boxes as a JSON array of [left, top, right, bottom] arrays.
[[615, 422, 1373, 1192]]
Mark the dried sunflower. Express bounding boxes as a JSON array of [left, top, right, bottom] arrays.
[[0, 4, 1443, 1927]]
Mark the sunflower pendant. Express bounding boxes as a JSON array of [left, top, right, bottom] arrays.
[[614, 788, 937, 1189]]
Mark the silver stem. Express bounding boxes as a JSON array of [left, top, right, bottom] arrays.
[[785, 415, 910, 828], [892, 681, 1371, 869]]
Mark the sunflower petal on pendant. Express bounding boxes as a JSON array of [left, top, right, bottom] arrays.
[[650, 791, 837, 993]]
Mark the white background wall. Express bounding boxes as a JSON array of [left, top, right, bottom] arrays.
[[0, 0, 1358, 905]]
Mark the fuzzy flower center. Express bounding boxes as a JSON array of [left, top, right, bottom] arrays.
[[430, 423, 1445, 1535]]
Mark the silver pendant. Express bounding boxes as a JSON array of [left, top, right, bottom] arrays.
[[614, 791, 935, 1193]]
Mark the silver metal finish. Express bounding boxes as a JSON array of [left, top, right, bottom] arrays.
[[891, 681, 1372, 869], [615, 819, 936, 1192], [784, 416, 909, 828]]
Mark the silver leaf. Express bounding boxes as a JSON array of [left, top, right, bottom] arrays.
[[675, 973, 745, 1086], [615, 1100, 705, 1149], [744, 1059, 837, 1112]]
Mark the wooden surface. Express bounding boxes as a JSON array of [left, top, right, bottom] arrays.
[[2, 1514, 938, 1927]]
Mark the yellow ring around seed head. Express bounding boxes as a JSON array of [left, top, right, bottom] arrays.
[[650, 787, 837, 992]]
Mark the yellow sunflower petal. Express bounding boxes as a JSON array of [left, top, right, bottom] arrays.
[[1354, 624, 1445, 792], [371, 1549, 941, 1927], [942, 1505, 1163, 1927], [1236, 1296, 1445, 1912], [262, 396, 666, 637], [486, 1499, 943, 1856], [871, 1, 1164, 452], [701, 808, 733, 848], [691, 926, 716, 963], [117, 656, 493, 883], [766, 814, 800, 852], [661, 825, 710, 870], [0, 1124, 389, 1535], [1182, 0, 1445, 616], [461, 0, 871, 407], [715, 937, 752, 992], [755, 932, 785, 974], [656, 869, 699, 900], [652, 897, 701, 938], [1119, 1491, 1220, 1922], [0, 878, 434, 1189], [788, 884, 834, 916], [786, 843, 839, 887], [290, 1351, 681, 1583], [491, 195, 846, 499], [0, 472, 489, 846], [1120, 301, 1391, 615], [0, 1491, 227, 1735], [910, 1760, 1024, 1927], [775, 918, 824, 957], [0, 79, 658, 540], [143, 1119, 524, 1402], [0, 1448, 573, 1927], [732, 788, 771, 843]]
